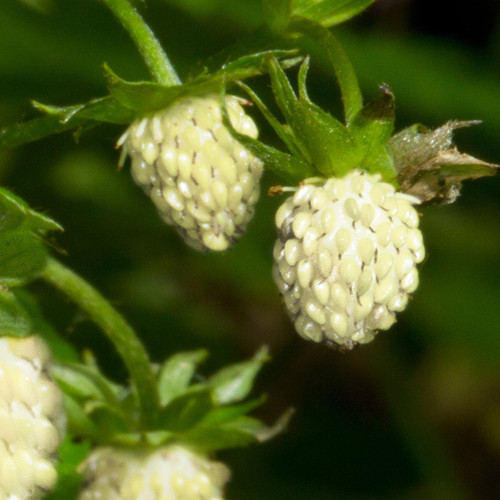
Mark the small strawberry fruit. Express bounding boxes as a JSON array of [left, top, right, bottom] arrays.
[[78, 444, 230, 500], [0, 335, 66, 499], [273, 170, 425, 349], [120, 94, 263, 251]]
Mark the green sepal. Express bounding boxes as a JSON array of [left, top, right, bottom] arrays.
[[181, 421, 263, 451], [61, 393, 100, 439], [349, 85, 398, 184], [51, 362, 124, 408], [0, 229, 47, 286], [157, 349, 208, 407], [0, 288, 33, 338], [0, 186, 62, 233], [106, 49, 301, 117], [155, 388, 214, 432], [262, 0, 293, 32], [220, 84, 314, 183], [0, 50, 300, 150], [84, 400, 130, 438], [201, 395, 267, 426], [267, 56, 362, 178], [292, 0, 378, 28], [209, 346, 270, 405]]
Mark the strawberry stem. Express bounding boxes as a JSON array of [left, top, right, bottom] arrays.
[[42, 257, 159, 429], [99, 0, 181, 86]]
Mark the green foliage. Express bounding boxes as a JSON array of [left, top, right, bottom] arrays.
[[53, 345, 283, 451]]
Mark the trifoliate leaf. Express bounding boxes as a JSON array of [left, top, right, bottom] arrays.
[[0, 287, 32, 337], [209, 346, 269, 405], [157, 349, 208, 406]]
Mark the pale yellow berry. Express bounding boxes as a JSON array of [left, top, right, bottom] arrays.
[[0, 335, 65, 499], [78, 445, 230, 500], [121, 94, 263, 252], [273, 170, 424, 348]]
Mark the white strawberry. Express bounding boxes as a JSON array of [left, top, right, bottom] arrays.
[[78, 444, 230, 500], [0, 335, 66, 499], [273, 169, 425, 349], [120, 94, 263, 251]]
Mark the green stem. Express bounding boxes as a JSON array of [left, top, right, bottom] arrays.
[[42, 257, 159, 429], [99, 0, 181, 86], [290, 19, 363, 126]]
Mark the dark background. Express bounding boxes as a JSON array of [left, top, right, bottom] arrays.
[[1, 0, 499, 498]]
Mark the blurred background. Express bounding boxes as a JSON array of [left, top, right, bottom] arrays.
[[1, 0, 499, 498]]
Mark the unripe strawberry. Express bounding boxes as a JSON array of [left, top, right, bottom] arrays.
[[273, 170, 425, 349], [120, 94, 263, 251], [0, 335, 66, 499], [78, 444, 230, 500]]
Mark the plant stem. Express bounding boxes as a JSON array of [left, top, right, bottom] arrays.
[[99, 0, 181, 86], [290, 19, 363, 126], [42, 257, 159, 429]]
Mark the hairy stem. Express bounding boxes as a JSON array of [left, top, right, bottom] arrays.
[[42, 257, 159, 429], [99, 0, 181, 86]]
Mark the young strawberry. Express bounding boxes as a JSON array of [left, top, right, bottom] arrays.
[[273, 170, 424, 349], [120, 94, 263, 251], [78, 445, 230, 500], [0, 335, 66, 499]]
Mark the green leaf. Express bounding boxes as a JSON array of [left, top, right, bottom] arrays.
[[209, 346, 269, 405], [157, 349, 208, 406], [156, 388, 214, 432], [0, 288, 32, 338], [292, 0, 378, 28], [0, 97, 133, 150], [262, 0, 293, 32], [0, 186, 62, 233], [0, 229, 47, 286]]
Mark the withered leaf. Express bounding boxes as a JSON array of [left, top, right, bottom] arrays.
[[388, 121, 498, 204]]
